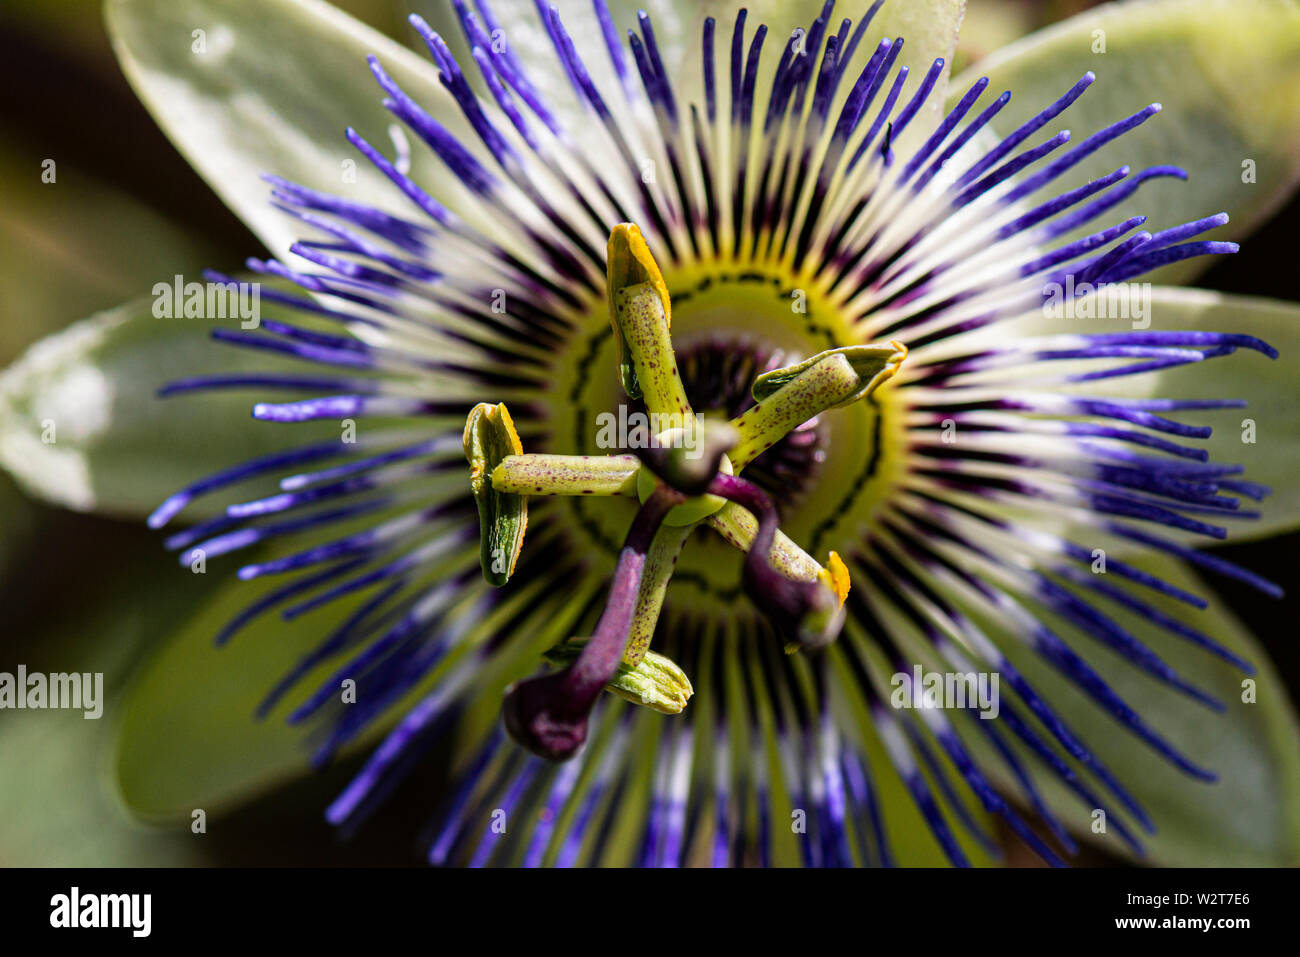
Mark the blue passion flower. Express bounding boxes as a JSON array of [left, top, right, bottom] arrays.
[[137, 0, 1286, 866]]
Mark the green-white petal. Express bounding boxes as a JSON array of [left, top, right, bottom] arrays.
[[416, 0, 965, 151], [0, 528, 220, 864], [0, 285, 337, 518], [105, 0, 492, 259], [949, 0, 1036, 76], [115, 557, 599, 821], [684, 0, 967, 115], [970, 553, 1300, 866], [1010, 287, 1300, 545], [115, 571, 369, 821], [952, 0, 1300, 285]]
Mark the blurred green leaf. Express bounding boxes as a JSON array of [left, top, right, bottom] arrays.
[[4, 0, 128, 57], [0, 473, 40, 580], [0, 524, 219, 865], [0, 683, 205, 865], [0, 148, 217, 368], [950, 0, 1036, 76], [952, 0, 1300, 284]]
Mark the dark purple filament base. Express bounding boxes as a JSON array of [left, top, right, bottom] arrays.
[[503, 484, 684, 760]]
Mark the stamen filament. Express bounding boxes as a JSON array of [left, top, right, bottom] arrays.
[[706, 502, 825, 581], [492, 453, 640, 496], [729, 343, 907, 471], [623, 525, 690, 666]]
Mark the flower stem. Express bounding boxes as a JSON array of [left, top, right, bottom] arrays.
[[726, 352, 861, 471]]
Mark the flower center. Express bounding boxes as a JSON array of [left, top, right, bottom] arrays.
[[547, 260, 908, 608], [469, 221, 909, 757], [674, 336, 821, 510]]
